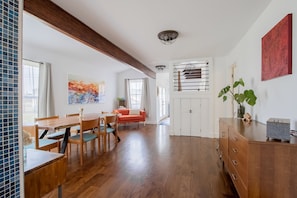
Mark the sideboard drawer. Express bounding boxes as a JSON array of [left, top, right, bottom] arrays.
[[228, 158, 247, 198], [229, 155, 247, 185], [229, 129, 247, 162], [229, 129, 247, 182], [228, 137, 247, 162], [219, 119, 229, 165]]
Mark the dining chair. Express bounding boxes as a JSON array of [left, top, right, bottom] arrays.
[[65, 113, 89, 154], [99, 114, 118, 152], [66, 113, 80, 134], [100, 111, 110, 127], [101, 111, 121, 142], [23, 124, 60, 151], [34, 116, 65, 140], [67, 117, 100, 165]]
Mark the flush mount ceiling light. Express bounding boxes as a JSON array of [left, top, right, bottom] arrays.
[[155, 65, 166, 71], [158, 30, 178, 45]]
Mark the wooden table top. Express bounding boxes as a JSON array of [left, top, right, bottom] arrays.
[[24, 149, 64, 174], [36, 113, 114, 131], [36, 116, 80, 131]]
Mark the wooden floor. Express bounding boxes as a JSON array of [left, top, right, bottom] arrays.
[[43, 124, 238, 198]]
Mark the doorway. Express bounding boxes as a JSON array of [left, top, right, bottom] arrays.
[[156, 72, 170, 124]]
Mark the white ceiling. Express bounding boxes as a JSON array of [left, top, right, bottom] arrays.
[[23, 0, 271, 74]]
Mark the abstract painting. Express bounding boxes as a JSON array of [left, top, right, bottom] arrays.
[[261, 14, 292, 81], [68, 74, 105, 104]]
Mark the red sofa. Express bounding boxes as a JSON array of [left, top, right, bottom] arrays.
[[114, 109, 146, 125]]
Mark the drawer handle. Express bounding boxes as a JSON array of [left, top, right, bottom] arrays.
[[232, 148, 238, 153], [232, 160, 238, 166], [231, 173, 237, 181]]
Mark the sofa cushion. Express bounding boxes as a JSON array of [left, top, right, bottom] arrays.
[[129, 109, 140, 115], [118, 115, 143, 122]]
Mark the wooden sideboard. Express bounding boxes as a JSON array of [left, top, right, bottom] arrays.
[[219, 118, 297, 198], [24, 149, 67, 198]]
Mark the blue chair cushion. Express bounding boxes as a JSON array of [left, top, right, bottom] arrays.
[[99, 126, 115, 133], [69, 133, 97, 142], [24, 139, 58, 149]]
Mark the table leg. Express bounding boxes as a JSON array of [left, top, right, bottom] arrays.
[[60, 127, 70, 154], [39, 129, 49, 139], [58, 185, 62, 198]]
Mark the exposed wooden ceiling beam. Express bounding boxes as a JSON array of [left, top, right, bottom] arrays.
[[23, 0, 155, 79]]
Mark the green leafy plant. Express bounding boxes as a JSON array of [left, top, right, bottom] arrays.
[[117, 97, 125, 101], [218, 78, 257, 106], [117, 97, 126, 107]]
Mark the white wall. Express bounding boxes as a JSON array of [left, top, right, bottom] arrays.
[[221, 0, 297, 129], [117, 69, 157, 124], [213, 56, 229, 136], [23, 44, 126, 117]]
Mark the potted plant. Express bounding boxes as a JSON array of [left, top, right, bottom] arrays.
[[218, 78, 257, 118], [117, 97, 126, 107]]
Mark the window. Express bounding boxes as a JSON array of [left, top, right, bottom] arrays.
[[173, 60, 210, 92], [128, 79, 143, 109], [22, 60, 40, 124]]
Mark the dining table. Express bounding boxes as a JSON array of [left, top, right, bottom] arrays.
[[36, 113, 110, 153]]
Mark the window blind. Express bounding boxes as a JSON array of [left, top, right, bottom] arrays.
[[173, 60, 209, 92]]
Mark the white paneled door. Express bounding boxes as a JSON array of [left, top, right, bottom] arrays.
[[200, 98, 209, 137], [173, 98, 209, 137]]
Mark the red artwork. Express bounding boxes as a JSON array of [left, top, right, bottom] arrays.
[[261, 14, 292, 81]]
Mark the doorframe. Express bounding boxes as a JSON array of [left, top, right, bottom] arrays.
[[169, 57, 214, 137]]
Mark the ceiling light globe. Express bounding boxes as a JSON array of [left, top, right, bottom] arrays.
[[158, 30, 178, 45]]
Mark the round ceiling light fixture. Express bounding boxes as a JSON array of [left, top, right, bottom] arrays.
[[155, 65, 166, 71], [158, 30, 178, 45]]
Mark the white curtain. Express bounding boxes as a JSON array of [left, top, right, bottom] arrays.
[[140, 78, 150, 117], [125, 78, 150, 117], [38, 62, 55, 117], [125, 79, 131, 109]]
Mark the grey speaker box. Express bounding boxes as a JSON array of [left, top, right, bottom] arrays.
[[267, 118, 290, 141]]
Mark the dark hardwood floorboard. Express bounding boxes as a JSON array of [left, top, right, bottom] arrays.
[[42, 124, 238, 198]]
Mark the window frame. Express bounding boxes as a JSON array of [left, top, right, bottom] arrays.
[[22, 59, 40, 124], [128, 79, 144, 109]]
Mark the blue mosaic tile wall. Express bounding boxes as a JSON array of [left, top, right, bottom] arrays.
[[0, 0, 20, 197]]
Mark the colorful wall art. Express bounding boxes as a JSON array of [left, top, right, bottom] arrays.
[[261, 14, 292, 81], [68, 74, 105, 104]]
